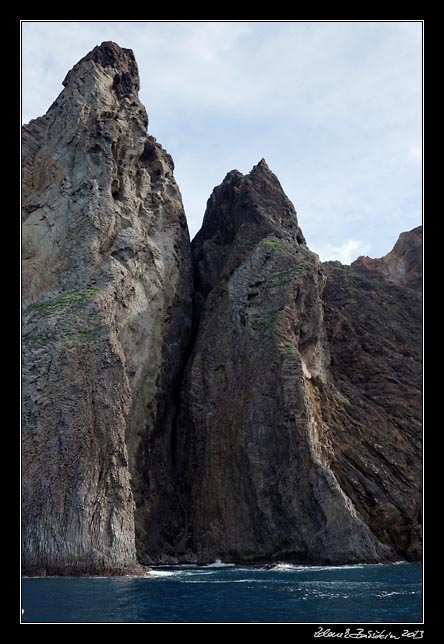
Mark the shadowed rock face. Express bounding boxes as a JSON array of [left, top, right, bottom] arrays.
[[22, 42, 422, 573], [22, 41, 193, 575], [322, 242, 422, 560], [171, 163, 421, 565]]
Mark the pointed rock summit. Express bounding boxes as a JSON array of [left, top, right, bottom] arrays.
[[192, 159, 305, 308], [62, 41, 140, 96], [195, 158, 305, 251]]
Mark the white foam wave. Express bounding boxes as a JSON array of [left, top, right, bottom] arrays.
[[269, 563, 366, 572], [393, 560, 409, 565], [376, 590, 419, 597], [180, 579, 264, 584], [205, 559, 235, 568], [146, 570, 177, 578]]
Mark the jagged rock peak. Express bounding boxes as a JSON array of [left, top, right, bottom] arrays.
[[249, 157, 271, 174], [194, 159, 306, 250], [352, 225, 422, 291], [191, 159, 306, 303], [62, 41, 140, 96]]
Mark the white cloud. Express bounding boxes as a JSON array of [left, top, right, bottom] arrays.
[[315, 239, 371, 265], [21, 21, 422, 258], [407, 144, 422, 163]]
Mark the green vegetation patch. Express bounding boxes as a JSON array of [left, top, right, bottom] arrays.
[[335, 390, 351, 406], [279, 341, 294, 355], [253, 305, 283, 346], [254, 305, 281, 327], [26, 287, 101, 319], [23, 287, 104, 347], [269, 271, 292, 287], [260, 236, 287, 251], [22, 331, 53, 345], [293, 258, 312, 270]]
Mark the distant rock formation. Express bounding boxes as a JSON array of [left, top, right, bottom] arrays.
[[352, 226, 422, 291], [22, 42, 422, 574]]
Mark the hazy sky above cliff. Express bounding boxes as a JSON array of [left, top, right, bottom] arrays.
[[21, 21, 422, 263]]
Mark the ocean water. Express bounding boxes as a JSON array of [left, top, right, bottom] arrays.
[[21, 561, 422, 624]]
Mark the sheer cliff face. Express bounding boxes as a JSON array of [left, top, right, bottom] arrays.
[[22, 42, 422, 573], [322, 252, 422, 560], [22, 42, 193, 574], [174, 162, 420, 565]]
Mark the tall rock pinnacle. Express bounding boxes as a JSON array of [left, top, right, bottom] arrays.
[[22, 42, 193, 575], [171, 160, 421, 565]]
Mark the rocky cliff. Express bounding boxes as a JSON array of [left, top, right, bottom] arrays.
[[22, 42, 193, 575], [172, 163, 421, 564], [321, 246, 422, 560], [352, 226, 422, 291], [22, 42, 422, 573]]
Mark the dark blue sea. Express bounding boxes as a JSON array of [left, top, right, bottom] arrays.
[[21, 561, 422, 624]]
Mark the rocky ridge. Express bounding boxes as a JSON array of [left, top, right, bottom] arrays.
[[352, 226, 422, 291], [22, 43, 422, 574]]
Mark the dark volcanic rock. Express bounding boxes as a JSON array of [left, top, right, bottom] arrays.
[[192, 160, 305, 317], [352, 226, 422, 291], [22, 42, 422, 572], [172, 161, 409, 564], [322, 256, 422, 560], [21, 42, 193, 575]]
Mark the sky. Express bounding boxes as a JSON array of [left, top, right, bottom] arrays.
[[21, 21, 422, 263]]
